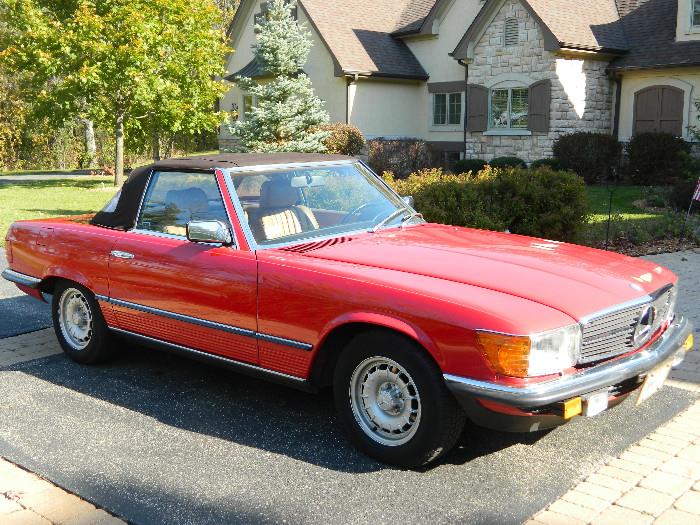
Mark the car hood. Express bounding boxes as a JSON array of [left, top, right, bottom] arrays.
[[295, 224, 675, 320]]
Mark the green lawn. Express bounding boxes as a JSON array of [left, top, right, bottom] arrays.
[[585, 185, 662, 223], [0, 177, 115, 246]]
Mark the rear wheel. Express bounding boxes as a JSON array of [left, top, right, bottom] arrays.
[[333, 330, 465, 468], [52, 282, 115, 364]]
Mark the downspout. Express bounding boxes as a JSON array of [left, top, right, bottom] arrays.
[[345, 73, 359, 125], [458, 59, 469, 159], [612, 74, 622, 140]]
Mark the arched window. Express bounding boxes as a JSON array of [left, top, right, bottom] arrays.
[[633, 85, 684, 136], [504, 18, 519, 46]]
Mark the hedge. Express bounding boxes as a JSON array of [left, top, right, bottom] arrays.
[[383, 166, 589, 242]]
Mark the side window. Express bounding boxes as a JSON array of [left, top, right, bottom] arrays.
[[136, 171, 229, 237]]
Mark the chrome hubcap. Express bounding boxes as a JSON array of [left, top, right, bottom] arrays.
[[349, 357, 421, 446], [58, 289, 93, 350]]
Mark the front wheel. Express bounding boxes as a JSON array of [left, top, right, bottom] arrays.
[[52, 282, 115, 364], [333, 330, 466, 468]]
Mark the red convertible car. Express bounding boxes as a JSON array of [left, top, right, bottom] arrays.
[[3, 153, 694, 467]]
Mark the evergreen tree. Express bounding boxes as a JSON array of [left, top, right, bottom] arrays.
[[230, 0, 329, 152]]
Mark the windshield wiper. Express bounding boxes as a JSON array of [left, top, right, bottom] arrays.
[[370, 208, 409, 233], [399, 211, 423, 229]]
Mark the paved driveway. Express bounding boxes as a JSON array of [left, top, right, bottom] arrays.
[[0, 252, 52, 338], [0, 249, 698, 524]]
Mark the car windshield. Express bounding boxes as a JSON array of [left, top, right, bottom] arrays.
[[229, 162, 420, 246]]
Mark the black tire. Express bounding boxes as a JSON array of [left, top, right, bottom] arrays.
[[333, 330, 466, 468], [51, 281, 115, 364]]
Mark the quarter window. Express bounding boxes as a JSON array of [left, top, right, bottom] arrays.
[[490, 87, 529, 129], [694, 0, 700, 26], [137, 172, 229, 237], [433, 93, 463, 126]]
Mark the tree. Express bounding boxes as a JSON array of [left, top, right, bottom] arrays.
[[1, 0, 229, 185], [230, 0, 329, 153]]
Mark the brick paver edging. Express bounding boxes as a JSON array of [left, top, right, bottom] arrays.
[[0, 457, 126, 525], [527, 399, 700, 525]]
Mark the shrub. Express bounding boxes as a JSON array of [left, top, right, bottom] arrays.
[[368, 139, 431, 178], [452, 158, 487, 174], [553, 132, 622, 183], [383, 166, 589, 241], [530, 158, 561, 170], [488, 156, 526, 168], [317, 123, 365, 156], [670, 180, 700, 213], [626, 132, 692, 185]]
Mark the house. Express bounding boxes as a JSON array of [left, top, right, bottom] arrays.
[[220, 0, 700, 164]]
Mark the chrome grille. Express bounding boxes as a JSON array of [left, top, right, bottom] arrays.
[[579, 286, 674, 364]]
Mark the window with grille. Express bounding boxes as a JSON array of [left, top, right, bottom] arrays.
[[504, 18, 519, 46], [433, 93, 463, 126], [489, 87, 529, 129]]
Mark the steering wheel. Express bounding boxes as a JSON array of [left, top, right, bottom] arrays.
[[340, 201, 389, 225]]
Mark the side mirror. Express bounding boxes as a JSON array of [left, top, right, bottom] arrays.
[[403, 196, 415, 208], [186, 220, 233, 246]]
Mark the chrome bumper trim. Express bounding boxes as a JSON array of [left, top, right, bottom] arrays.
[[444, 316, 693, 408], [1, 269, 41, 289]]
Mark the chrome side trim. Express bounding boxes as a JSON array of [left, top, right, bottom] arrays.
[[109, 327, 309, 386], [1, 269, 41, 289], [256, 333, 313, 351], [444, 316, 692, 408], [97, 295, 313, 351]]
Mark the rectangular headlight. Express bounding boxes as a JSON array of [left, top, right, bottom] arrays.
[[477, 324, 581, 378]]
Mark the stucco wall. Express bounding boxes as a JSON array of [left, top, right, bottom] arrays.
[[404, 0, 483, 144], [219, 1, 347, 147], [348, 80, 424, 139], [618, 68, 699, 142], [465, 0, 614, 162]]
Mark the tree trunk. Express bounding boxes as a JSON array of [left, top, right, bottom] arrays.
[[115, 115, 124, 186], [152, 131, 161, 161], [80, 118, 97, 168]]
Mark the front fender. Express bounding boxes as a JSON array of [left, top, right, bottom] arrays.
[[317, 311, 445, 366]]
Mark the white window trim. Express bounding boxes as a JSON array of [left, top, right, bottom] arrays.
[[487, 84, 530, 134], [692, 0, 700, 31], [430, 92, 464, 131]]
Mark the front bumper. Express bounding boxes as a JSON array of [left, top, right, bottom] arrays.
[[445, 315, 693, 410]]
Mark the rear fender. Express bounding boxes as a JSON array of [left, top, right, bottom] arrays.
[[42, 267, 94, 293]]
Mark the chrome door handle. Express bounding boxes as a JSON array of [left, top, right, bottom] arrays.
[[111, 250, 135, 260]]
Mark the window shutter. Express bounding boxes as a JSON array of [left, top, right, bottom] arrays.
[[634, 85, 684, 136], [659, 87, 684, 136], [528, 79, 551, 132], [466, 84, 488, 132]]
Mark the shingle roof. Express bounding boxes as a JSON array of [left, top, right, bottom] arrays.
[[393, 0, 440, 35], [609, 0, 700, 70], [300, 0, 429, 79], [525, 0, 628, 52]]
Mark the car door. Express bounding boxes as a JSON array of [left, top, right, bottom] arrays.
[[106, 169, 259, 364]]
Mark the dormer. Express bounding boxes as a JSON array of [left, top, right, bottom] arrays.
[[677, 0, 700, 41]]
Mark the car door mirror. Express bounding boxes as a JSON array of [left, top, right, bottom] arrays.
[[403, 196, 415, 208], [186, 220, 233, 246]]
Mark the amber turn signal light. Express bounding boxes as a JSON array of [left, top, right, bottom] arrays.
[[476, 332, 531, 378], [683, 334, 694, 352]]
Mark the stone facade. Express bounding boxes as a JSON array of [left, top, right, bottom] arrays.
[[465, 0, 614, 162]]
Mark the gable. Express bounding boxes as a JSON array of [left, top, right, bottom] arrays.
[[453, 0, 628, 60]]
